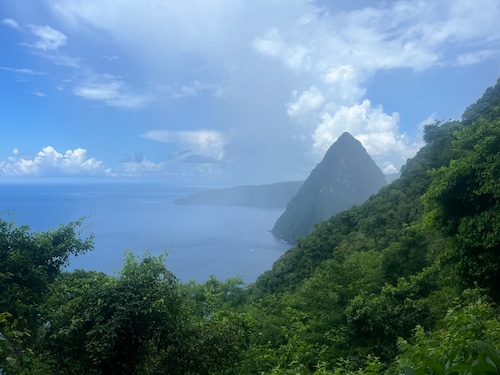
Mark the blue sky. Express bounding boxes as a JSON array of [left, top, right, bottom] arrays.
[[1, 0, 499, 184]]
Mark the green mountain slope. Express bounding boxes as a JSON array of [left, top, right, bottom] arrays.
[[254, 121, 460, 296], [243, 78, 500, 372]]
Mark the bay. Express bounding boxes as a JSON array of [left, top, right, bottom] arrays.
[[0, 182, 291, 283]]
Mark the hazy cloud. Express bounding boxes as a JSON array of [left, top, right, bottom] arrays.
[[0, 66, 46, 75], [253, 28, 312, 71], [141, 129, 228, 161], [73, 74, 150, 109], [28, 24, 67, 51], [122, 159, 167, 177], [181, 154, 223, 164], [2, 18, 21, 30], [166, 80, 224, 99], [455, 50, 497, 66]]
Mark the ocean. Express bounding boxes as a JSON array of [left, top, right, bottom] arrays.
[[0, 181, 291, 283]]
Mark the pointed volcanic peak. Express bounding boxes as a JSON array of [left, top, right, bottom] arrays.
[[272, 132, 386, 243]]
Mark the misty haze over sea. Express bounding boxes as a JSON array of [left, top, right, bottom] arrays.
[[0, 182, 291, 283]]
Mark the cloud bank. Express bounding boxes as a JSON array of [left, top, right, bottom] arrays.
[[0, 147, 112, 176]]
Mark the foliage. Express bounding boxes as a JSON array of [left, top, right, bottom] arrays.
[[0, 312, 31, 374], [179, 276, 250, 374], [424, 117, 500, 300], [0, 216, 93, 374], [462, 77, 500, 125], [41, 251, 183, 375], [0, 216, 93, 331], [396, 289, 500, 374]]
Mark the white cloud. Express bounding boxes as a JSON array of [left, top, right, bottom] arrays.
[[50, 0, 251, 87], [171, 80, 206, 98], [323, 65, 366, 104], [73, 74, 150, 109], [252, 28, 312, 71], [455, 50, 497, 66], [3, 18, 67, 51], [248, 1, 500, 173], [0, 66, 46, 75], [164, 80, 224, 99], [0, 146, 112, 176], [47, 54, 82, 68], [46, 0, 500, 78], [2, 18, 21, 30], [312, 100, 423, 172], [28, 24, 67, 50], [122, 159, 167, 177], [141, 129, 228, 161], [102, 55, 119, 61], [287, 86, 324, 117], [2, 16, 148, 110]]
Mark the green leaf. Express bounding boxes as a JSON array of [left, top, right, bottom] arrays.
[[471, 361, 498, 375], [476, 340, 500, 371], [401, 364, 416, 375], [422, 358, 445, 374]]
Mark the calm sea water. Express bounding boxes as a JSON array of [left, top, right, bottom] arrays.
[[0, 182, 291, 283]]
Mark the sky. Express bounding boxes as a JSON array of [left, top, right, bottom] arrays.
[[1, 0, 500, 185]]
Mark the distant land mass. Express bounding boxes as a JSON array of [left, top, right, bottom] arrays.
[[175, 181, 304, 208], [271, 132, 386, 244]]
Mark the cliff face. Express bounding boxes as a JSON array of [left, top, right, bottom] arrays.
[[271, 132, 386, 243]]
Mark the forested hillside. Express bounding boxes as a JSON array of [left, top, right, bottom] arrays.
[[1, 78, 500, 374]]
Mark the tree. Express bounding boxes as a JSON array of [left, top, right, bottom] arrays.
[[0, 216, 93, 344], [396, 289, 500, 374], [41, 251, 184, 375], [0, 312, 31, 373]]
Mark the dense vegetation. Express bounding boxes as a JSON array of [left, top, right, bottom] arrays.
[[1, 78, 500, 374]]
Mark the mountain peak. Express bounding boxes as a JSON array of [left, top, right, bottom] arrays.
[[271, 133, 386, 243], [338, 131, 355, 140]]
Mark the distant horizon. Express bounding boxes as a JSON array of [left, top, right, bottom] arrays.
[[0, 169, 401, 187], [0, 129, 401, 187]]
